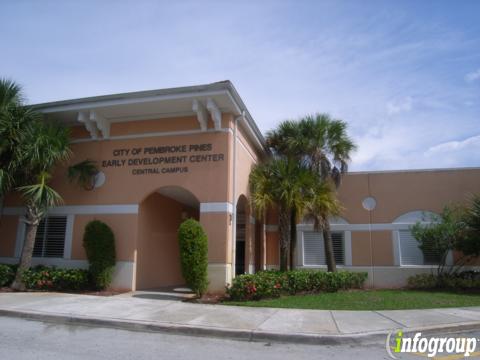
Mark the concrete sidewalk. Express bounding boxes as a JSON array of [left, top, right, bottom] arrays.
[[1, 292, 480, 344]]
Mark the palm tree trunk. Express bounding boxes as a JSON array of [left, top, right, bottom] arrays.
[[322, 219, 337, 272], [0, 195, 4, 223], [11, 208, 39, 290], [278, 207, 290, 271], [289, 208, 297, 270]]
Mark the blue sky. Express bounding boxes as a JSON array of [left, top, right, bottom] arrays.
[[1, 0, 479, 171]]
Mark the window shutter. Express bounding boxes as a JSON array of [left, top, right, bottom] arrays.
[[32, 216, 67, 258], [32, 220, 47, 257], [399, 230, 424, 265], [44, 217, 67, 257], [303, 231, 345, 266], [423, 249, 441, 265], [332, 232, 345, 265], [303, 232, 325, 265]]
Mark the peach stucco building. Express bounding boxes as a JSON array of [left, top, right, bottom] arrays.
[[0, 81, 479, 292]]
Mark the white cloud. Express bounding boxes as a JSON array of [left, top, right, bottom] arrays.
[[465, 69, 480, 82], [386, 97, 413, 115], [426, 134, 480, 155], [1, 1, 479, 171]]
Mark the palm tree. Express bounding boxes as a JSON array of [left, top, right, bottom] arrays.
[[265, 120, 301, 268], [0, 79, 26, 214], [249, 158, 312, 271], [9, 122, 98, 290], [304, 180, 342, 271], [267, 113, 356, 272], [0, 79, 98, 290], [10, 120, 72, 290]]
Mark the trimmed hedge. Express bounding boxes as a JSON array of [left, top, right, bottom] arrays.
[[12, 265, 89, 291], [83, 220, 116, 290], [1, 264, 90, 291], [178, 219, 209, 296], [0, 264, 17, 287], [408, 273, 480, 291], [227, 270, 368, 301]]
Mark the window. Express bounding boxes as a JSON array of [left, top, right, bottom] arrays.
[[235, 213, 246, 275], [399, 230, 440, 265], [331, 232, 345, 265], [32, 216, 67, 258], [303, 231, 344, 266]]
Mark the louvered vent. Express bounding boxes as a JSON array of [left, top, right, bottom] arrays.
[[32, 216, 67, 258], [331, 232, 345, 265], [303, 231, 344, 265], [399, 230, 439, 265]]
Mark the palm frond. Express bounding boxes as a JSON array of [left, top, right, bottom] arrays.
[[267, 112, 357, 187], [68, 159, 98, 190], [0, 169, 14, 196], [249, 158, 314, 220], [303, 178, 342, 231], [12, 117, 72, 185], [17, 171, 63, 217], [0, 78, 23, 110]]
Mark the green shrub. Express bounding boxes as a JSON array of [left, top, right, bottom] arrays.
[[459, 270, 480, 280], [227, 270, 368, 301], [286, 270, 311, 294], [407, 274, 438, 289], [21, 265, 89, 291], [227, 271, 287, 300], [0, 264, 17, 287], [83, 220, 116, 290], [178, 219, 209, 296], [407, 273, 480, 291]]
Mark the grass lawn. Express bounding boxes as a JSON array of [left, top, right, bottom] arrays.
[[224, 289, 480, 310]]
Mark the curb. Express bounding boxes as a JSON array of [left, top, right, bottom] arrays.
[[1, 308, 479, 346]]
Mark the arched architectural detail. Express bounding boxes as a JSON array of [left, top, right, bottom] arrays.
[[138, 182, 201, 205], [393, 210, 438, 224], [136, 186, 200, 290], [329, 216, 350, 225], [236, 194, 249, 211]]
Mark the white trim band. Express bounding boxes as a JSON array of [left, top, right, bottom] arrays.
[[4, 204, 139, 216], [200, 202, 233, 214], [297, 222, 421, 232], [40, 90, 229, 113], [71, 127, 232, 144]]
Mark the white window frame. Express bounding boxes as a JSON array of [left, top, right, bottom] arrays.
[[15, 214, 74, 260], [393, 229, 453, 267], [298, 227, 352, 268]]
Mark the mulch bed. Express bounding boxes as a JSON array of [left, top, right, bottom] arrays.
[[80, 290, 130, 296], [185, 293, 225, 304], [0, 287, 129, 296], [0, 287, 15, 293]]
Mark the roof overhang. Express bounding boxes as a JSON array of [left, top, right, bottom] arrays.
[[31, 81, 267, 153]]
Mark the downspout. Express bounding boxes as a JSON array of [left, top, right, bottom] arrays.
[[231, 111, 245, 279], [367, 173, 375, 288]]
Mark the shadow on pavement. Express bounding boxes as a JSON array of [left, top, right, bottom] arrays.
[[131, 286, 196, 302]]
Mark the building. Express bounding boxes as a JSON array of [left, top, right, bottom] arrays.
[[1, 81, 479, 292]]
